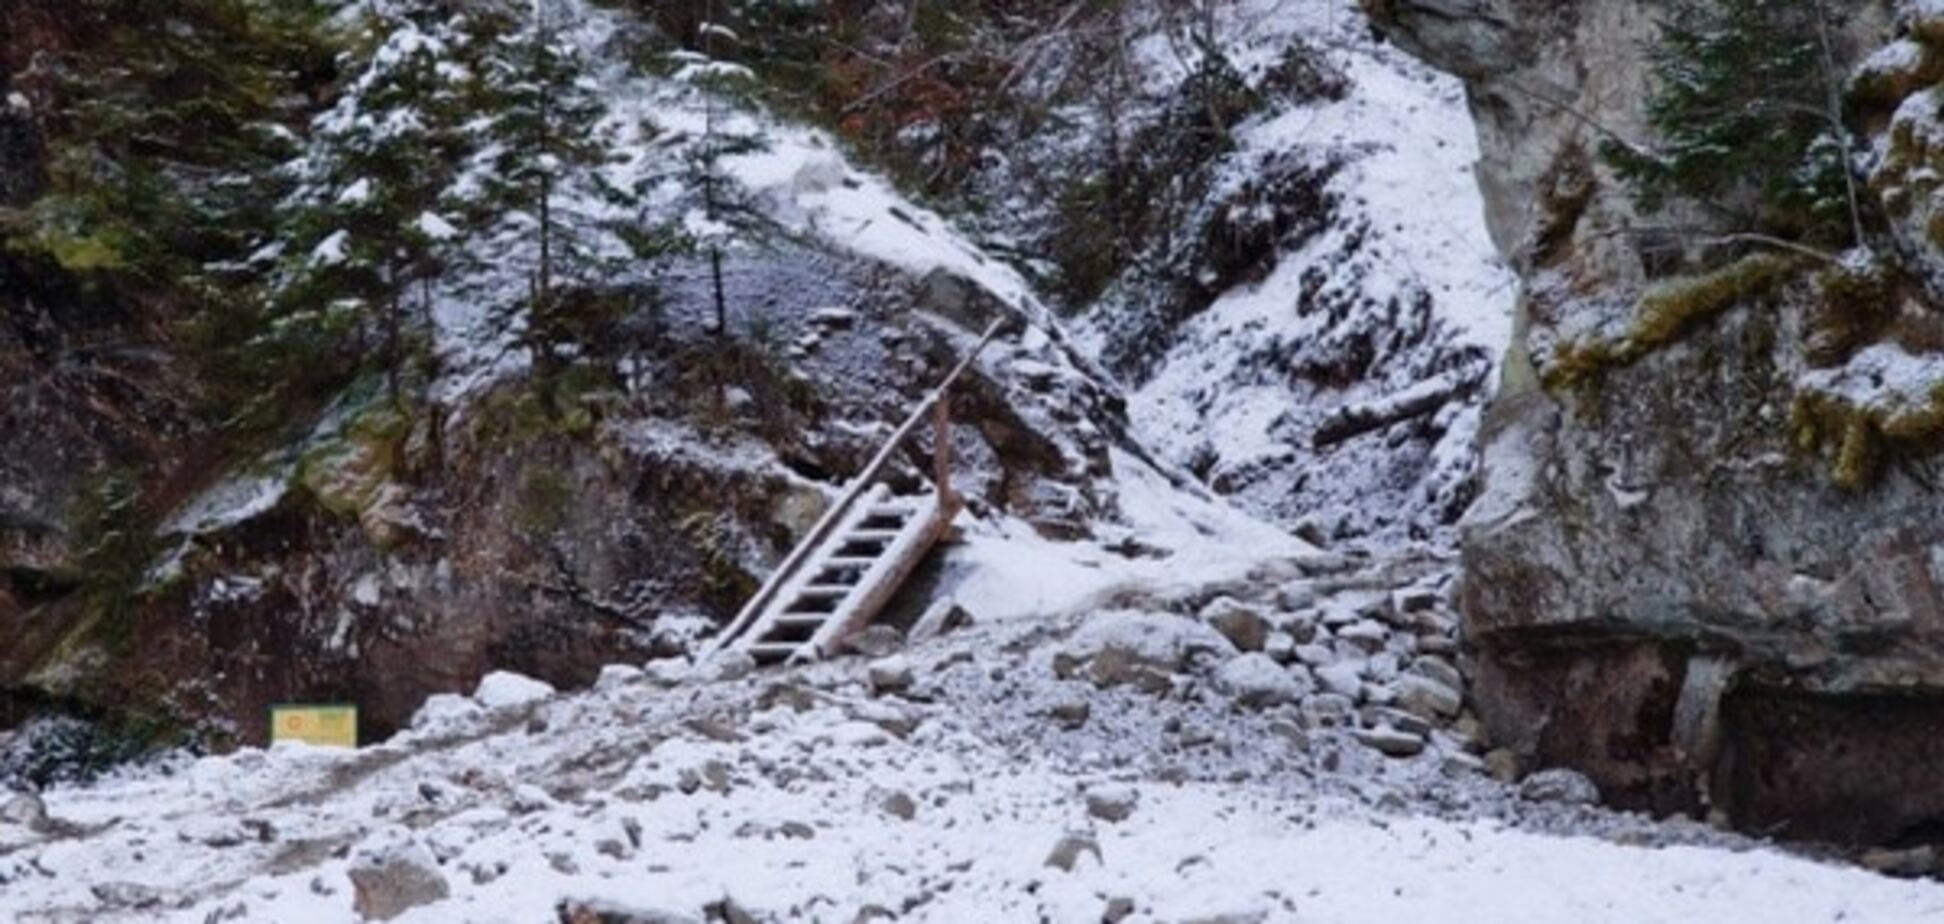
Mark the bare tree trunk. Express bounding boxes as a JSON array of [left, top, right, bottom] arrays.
[[1810, 0, 1865, 250]]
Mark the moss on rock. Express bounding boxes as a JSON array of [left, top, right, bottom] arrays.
[[298, 403, 410, 535], [1542, 254, 1798, 390]]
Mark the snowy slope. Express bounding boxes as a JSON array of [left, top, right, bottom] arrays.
[[5, 592, 1941, 923], [1081, 0, 1516, 543]]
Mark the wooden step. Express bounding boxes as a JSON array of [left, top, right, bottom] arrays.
[[847, 529, 903, 542], [747, 642, 801, 663], [797, 585, 854, 599]]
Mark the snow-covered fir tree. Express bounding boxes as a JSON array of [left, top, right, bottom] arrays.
[[459, 0, 638, 405], [274, 1, 468, 403]]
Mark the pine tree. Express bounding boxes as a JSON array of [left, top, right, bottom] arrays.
[[275, 5, 467, 404], [671, 6, 770, 341], [464, 0, 635, 406], [1602, 0, 1860, 246]]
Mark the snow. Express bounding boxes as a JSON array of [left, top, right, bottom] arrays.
[[158, 473, 290, 537], [415, 210, 459, 241], [310, 229, 352, 267], [1074, 0, 1516, 542], [472, 671, 556, 710], [943, 448, 1308, 626], [1798, 342, 1944, 417], [6, 601, 1943, 923], [336, 177, 374, 205]]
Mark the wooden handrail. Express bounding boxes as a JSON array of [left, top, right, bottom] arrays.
[[703, 316, 1007, 655]]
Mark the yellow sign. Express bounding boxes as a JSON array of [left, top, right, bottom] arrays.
[[270, 704, 358, 749]]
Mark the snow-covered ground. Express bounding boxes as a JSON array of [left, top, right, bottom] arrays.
[[1083, 0, 1518, 541], [6, 570, 1943, 923]]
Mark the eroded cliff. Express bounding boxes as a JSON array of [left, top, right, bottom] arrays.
[[1370, 0, 1944, 849]]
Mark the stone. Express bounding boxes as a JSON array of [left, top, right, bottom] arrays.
[[1298, 693, 1356, 730], [349, 834, 451, 921], [557, 900, 701, 924], [1273, 609, 1320, 644], [1365, 651, 1401, 683], [1201, 597, 1272, 652], [642, 658, 691, 686], [867, 656, 913, 695], [1080, 647, 1174, 695], [706, 897, 761, 924], [1275, 580, 1319, 611], [1085, 785, 1139, 823], [1214, 653, 1310, 708], [695, 652, 757, 684], [1293, 643, 1336, 667], [474, 671, 555, 709], [1441, 751, 1486, 778], [1335, 619, 1389, 653], [1355, 724, 1426, 758], [1103, 897, 1137, 923], [1861, 845, 1938, 878], [1044, 696, 1091, 730], [1313, 660, 1364, 699], [1394, 587, 1441, 614], [595, 664, 643, 691], [881, 791, 917, 821], [1415, 634, 1458, 657], [1268, 719, 1311, 751], [1519, 768, 1600, 806], [1, 792, 49, 833], [1263, 631, 1297, 664], [1393, 674, 1463, 721], [843, 625, 905, 659], [1363, 706, 1433, 738], [1044, 833, 1102, 872], [1483, 748, 1521, 784], [1408, 655, 1463, 691]]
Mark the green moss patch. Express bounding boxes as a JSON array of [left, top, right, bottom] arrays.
[[1543, 254, 1798, 390]]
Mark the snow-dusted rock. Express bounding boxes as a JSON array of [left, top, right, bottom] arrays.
[[1355, 724, 1427, 758], [1085, 785, 1139, 823], [1044, 833, 1102, 872], [1276, 580, 1319, 611], [1520, 769, 1600, 806], [1263, 631, 1297, 664], [409, 694, 483, 735], [880, 791, 917, 821], [1408, 655, 1463, 691], [1, 792, 48, 833], [1393, 674, 1462, 721], [1336, 619, 1390, 653], [843, 625, 905, 658], [1293, 643, 1336, 667], [1200, 597, 1271, 652], [474, 671, 555, 710], [695, 651, 757, 683], [349, 832, 450, 921], [643, 657, 692, 686], [1215, 653, 1310, 708], [556, 900, 700, 924], [1061, 610, 1237, 671], [1314, 660, 1364, 700], [867, 656, 913, 695], [596, 664, 644, 692], [1299, 693, 1357, 730]]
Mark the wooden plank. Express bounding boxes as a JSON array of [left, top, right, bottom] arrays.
[[703, 318, 1005, 657], [802, 496, 951, 662]]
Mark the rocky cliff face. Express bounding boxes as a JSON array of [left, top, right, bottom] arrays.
[[1369, 0, 1944, 849], [0, 0, 1140, 768]]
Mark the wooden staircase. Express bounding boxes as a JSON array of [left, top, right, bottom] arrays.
[[702, 318, 1005, 666]]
